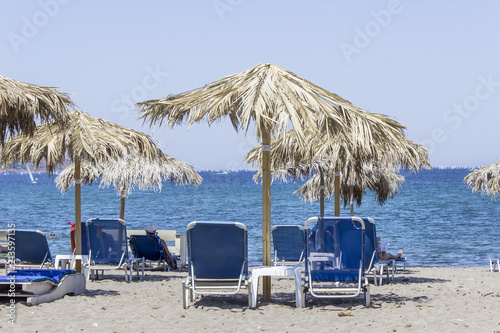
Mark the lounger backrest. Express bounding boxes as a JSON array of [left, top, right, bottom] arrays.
[[362, 218, 378, 270], [187, 221, 247, 279], [305, 217, 365, 271], [306, 219, 341, 255], [337, 219, 364, 270], [272, 225, 305, 262], [14, 230, 52, 264], [129, 235, 166, 261], [86, 218, 128, 264]]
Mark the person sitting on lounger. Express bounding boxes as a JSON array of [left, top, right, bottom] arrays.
[[377, 237, 403, 261], [145, 224, 177, 270]]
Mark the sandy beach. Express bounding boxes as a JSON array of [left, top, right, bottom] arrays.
[[1, 266, 499, 332]]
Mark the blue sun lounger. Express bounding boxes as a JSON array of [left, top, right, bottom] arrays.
[[12, 230, 53, 270], [129, 234, 170, 272], [86, 218, 143, 282], [364, 217, 407, 284], [182, 221, 251, 309], [0, 269, 86, 305], [272, 225, 306, 266], [302, 217, 370, 307], [362, 217, 392, 285]]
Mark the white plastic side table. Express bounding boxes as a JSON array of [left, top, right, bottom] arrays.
[[250, 265, 302, 309]]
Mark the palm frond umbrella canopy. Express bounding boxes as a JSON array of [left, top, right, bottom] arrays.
[[255, 160, 404, 210], [136, 63, 416, 298], [464, 161, 500, 197], [294, 165, 404, 211], [246, 128, 429, 216], [0, 75, 73, 144], [0, 110, 164, 271], [55, 155, 202, 220]]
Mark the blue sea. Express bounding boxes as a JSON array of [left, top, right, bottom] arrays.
[[1, 168, 498, 267]]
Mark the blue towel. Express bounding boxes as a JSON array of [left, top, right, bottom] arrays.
[[0, 269, 75, 284]]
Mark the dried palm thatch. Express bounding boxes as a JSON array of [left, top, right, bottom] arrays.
[[246, 129, 428, 213], [254, 157, 404, 206], [137, 63, 409, 156], [0, 75, 73, 144], [293, 165, 404, 206], [247, 128, 430, 174], [136, 63, 417, 296], [56, 160, 102, 190], [0, 110, 163, 173], [464, 161, 500, 197], [56, 155, 201, 194], [99, 155, 201, 195], [56, 154, 202, 219]]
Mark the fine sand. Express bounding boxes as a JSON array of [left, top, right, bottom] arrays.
[[1, 266, 499, 332]]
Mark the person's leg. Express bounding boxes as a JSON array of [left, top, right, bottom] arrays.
[[385, 250, 404, 260], [161, 239, 177, 269]]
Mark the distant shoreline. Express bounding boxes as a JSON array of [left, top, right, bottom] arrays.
[[0, 166, 479, 175]]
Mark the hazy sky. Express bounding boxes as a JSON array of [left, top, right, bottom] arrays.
[[2, 0, 499, 170]]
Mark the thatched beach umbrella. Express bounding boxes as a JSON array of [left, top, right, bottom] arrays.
[[55, 155, 202, 220], [246, 129, 429, 216], [136, 63, 413, 298], [256, 159, 404, 214], [0, 75, 73, 144], [294, 165, 404, 214], [464, 161, 500, 197], [0, 110, 164, 272]]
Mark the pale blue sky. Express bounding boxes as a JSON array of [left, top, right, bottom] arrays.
[[1, 0, 499, 170]]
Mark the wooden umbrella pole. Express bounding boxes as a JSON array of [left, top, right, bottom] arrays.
[[74, 155, 82, 273], [119, 186, 126, 220], [119, 196, 126, 220], [334, 168, 340, 216], [262, 130, 272, 300], [320, 169, 325, 217]]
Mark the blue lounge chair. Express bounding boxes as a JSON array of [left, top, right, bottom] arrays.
[[364, 217, 407, 283], [182, 221, 251, 309], [302, 217, 370, 307], [129, 234, 170, 271], [0, 269, 86, 305], [12, 230, 53, 270], [272, 225, 306, 266], [86, 218, 142, 282], [362, 217, 392, 285]]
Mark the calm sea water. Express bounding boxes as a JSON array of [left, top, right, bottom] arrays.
[[1, 168, 498, 267]]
